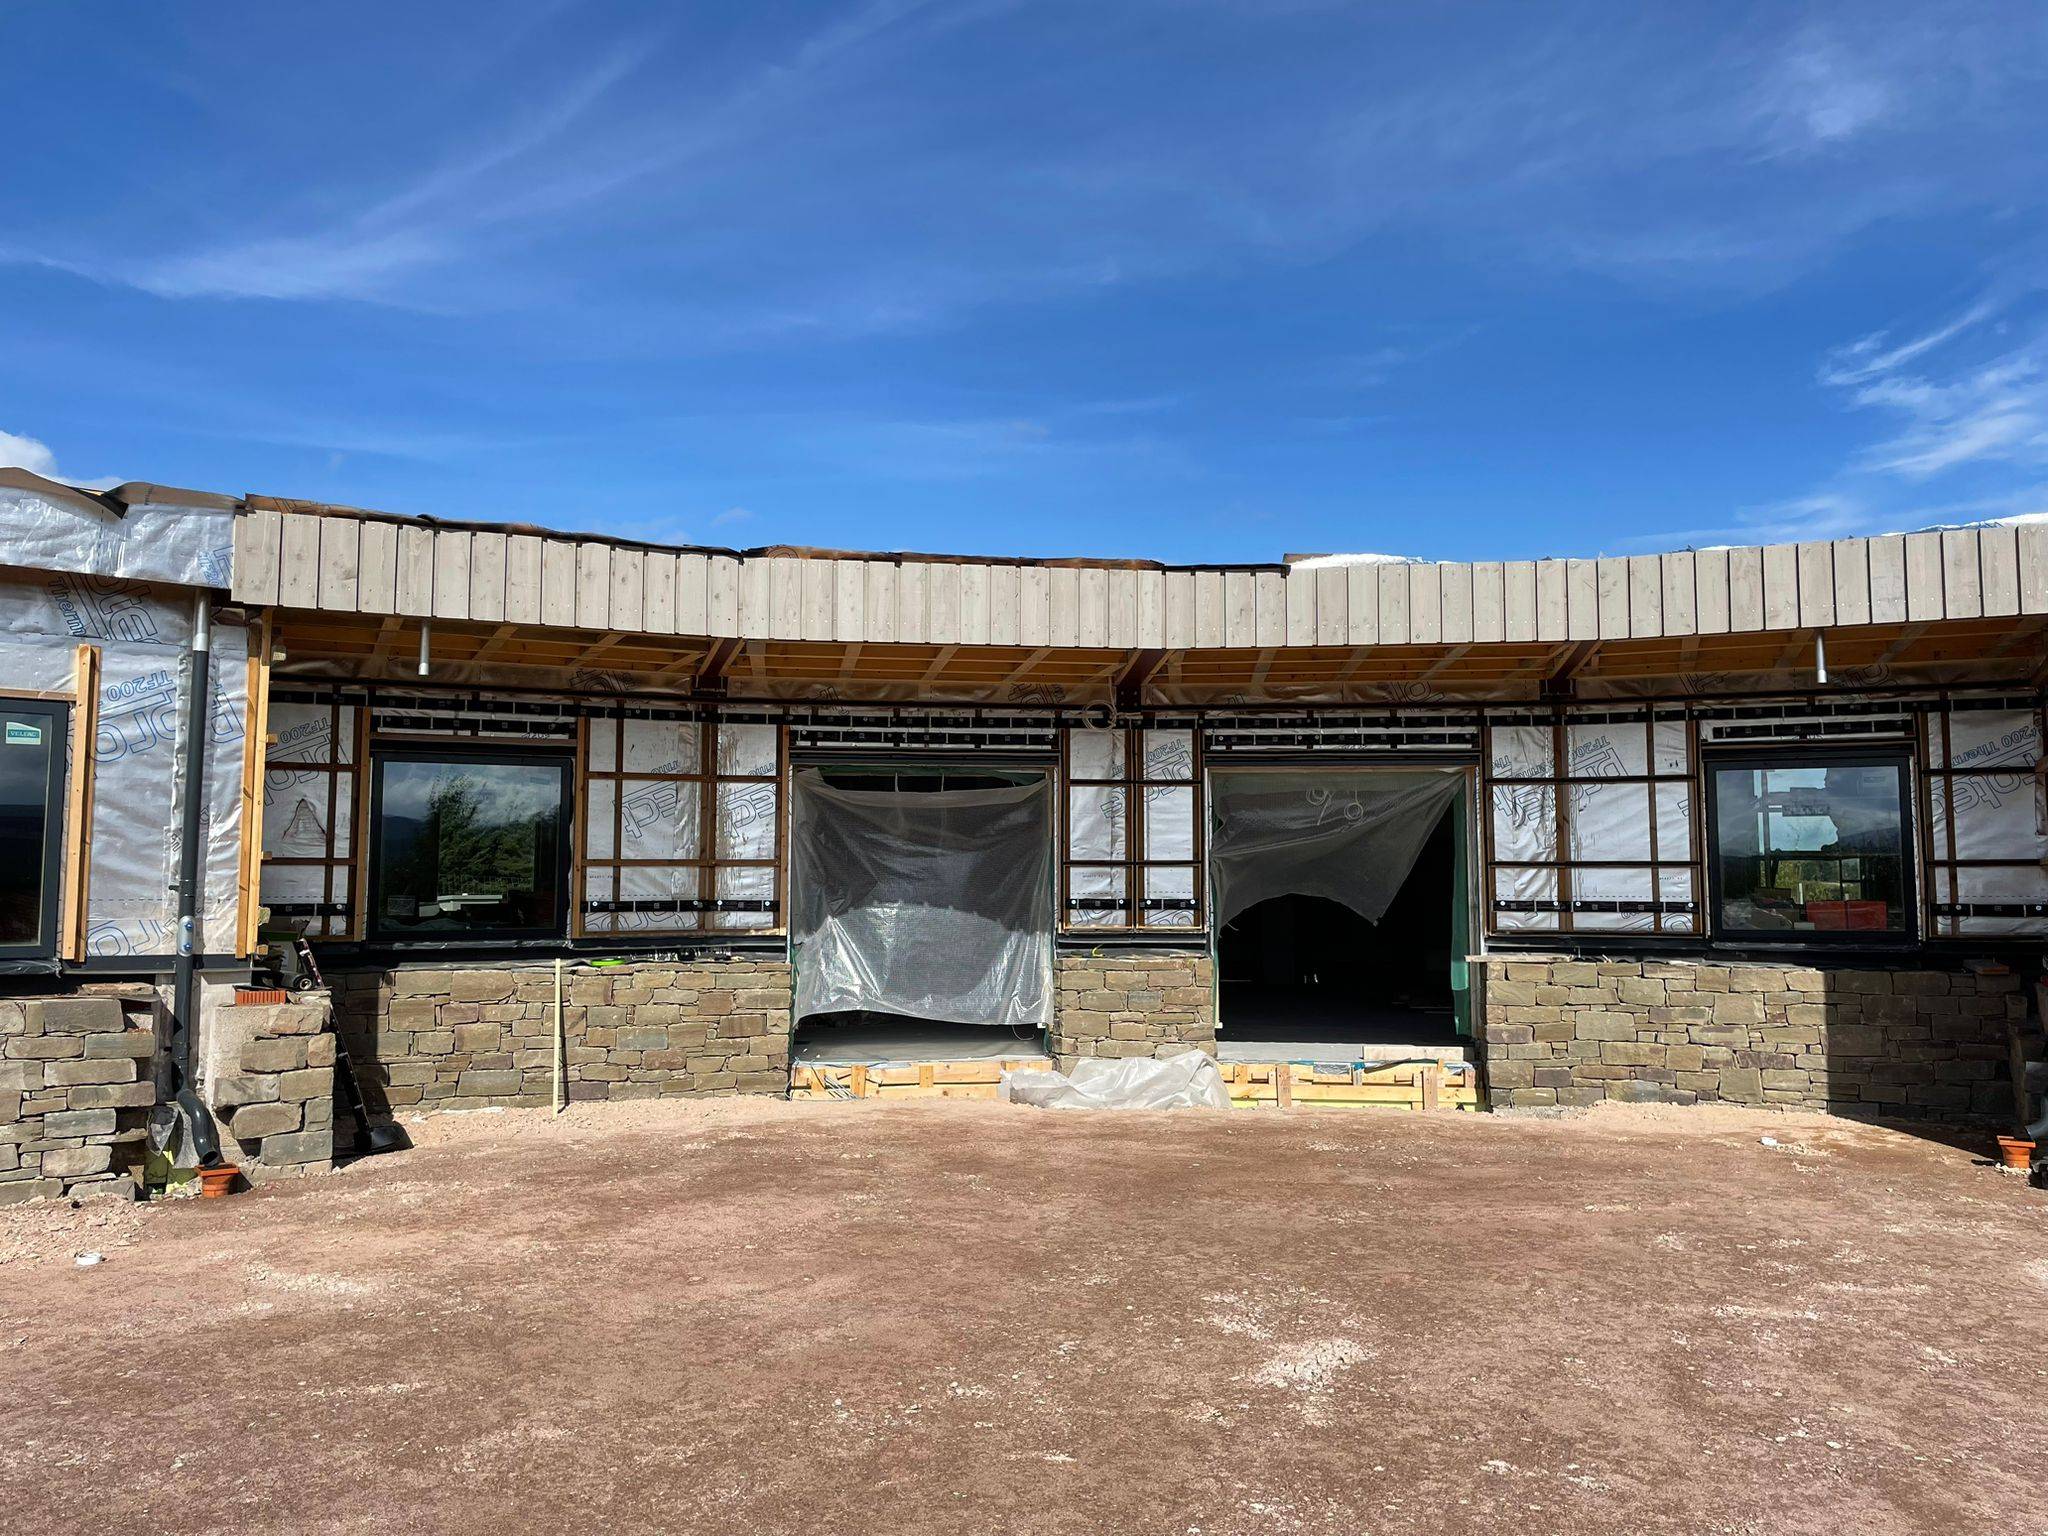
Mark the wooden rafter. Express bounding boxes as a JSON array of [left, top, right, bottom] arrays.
[[692, 636, 743, 695], [1420, 643, 1472, 683], [471, 623, 520, 665], [1113, 648, 1168, 711]]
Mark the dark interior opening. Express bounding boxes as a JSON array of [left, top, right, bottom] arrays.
[[793, 763, 1051, 1063], [1217, 799, 1461, 1047]]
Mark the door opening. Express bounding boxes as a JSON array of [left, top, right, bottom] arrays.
[[1210, 769, 1472, 1056], [790, 764, 1053, 1064]]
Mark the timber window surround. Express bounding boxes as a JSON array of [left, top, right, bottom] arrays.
[[0, 700, 67, 960], [1484, 707, 1700, 936], [368, 749, 574, 941], [1706, 752, 1912, 941], [1061, 723, 1203, 931], [578, 707, 784, 936]]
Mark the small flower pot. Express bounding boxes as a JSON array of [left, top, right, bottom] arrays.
[[1994, 1136, 2035, 1172], [197, 1165, 241, 1199]]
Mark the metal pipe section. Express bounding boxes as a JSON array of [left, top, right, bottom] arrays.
[[170, 590, 222, 1166]]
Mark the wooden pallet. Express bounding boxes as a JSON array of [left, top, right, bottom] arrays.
[[788, 1058, 1052, 1101], [1218, 1059, 1482, 1112]]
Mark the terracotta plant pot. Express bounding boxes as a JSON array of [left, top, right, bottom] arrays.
[[197, 1165, 241, 1199], [1994, 1136, 2035, 1172]]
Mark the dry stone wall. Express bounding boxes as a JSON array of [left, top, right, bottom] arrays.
[[0, 991, 158, 1204], [1480, 956, 2022, 1121], [329, 959, 793, 1116], [1052, 951, 1215, 1066], [209, 995, 336, 1175]]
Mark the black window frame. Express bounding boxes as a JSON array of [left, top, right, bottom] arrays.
[[0, 699, 68, 963], [1703, 747, 1916, 946], [367, 745, 575, 944]]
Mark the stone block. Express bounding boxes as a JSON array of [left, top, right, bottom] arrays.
[[1718, 1065, 1763, 1102], [210, 1074, 280, 1108], [83, 1030, 157, 1059], [26, 998, 125, 1034], [45, 1056, 137, 1087], [43, 1107, 117, 1138], [42, 1144, 113, 1179], [243, 1037, 309, 1074], [1615, 978, 1665, 1007], [305, 1034, 337, 1069], [1712, 995, 1765, 1026], [230, 1102, 302, 1140], [388, 1000, 440, 1029], [456, 1069, 523, 1097], [452, 1022, 502, 1055], [7, 1036, 84, 1059], [278, 1068, 332, 1102], [0, 1060, 44, 1091], [618, 1028, 668, 1052], [393, 968, 455, 997], [66, 1081, 155, 1110], [259, 1003, 331, 1036], [451, 972, 518, 1003], [262, 1127, 335, 1166], [1575, 1012, 1638, 1043]]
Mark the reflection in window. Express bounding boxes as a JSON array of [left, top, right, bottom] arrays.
[[372, 754, 570, 939], [0, 704, 64, 956], [1712, 759, 1908, 936]]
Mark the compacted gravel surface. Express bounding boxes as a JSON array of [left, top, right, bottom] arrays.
[[2, 1097, 2043, 1535]]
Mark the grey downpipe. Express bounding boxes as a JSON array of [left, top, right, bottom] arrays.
[[170, 590, 222, 1166]]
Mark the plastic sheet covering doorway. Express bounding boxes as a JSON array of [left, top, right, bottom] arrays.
[[1209, 769, 1463, 930], [791, 771, 1053, 1030]]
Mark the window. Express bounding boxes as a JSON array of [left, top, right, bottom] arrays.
[[1484, 707, 1699, 935], [579, 710, 783, 935], [1061, 724, 1202, 931], [370, 750, 572, 941], [0, 701, 66, 959], [1708, 755, 1911, 940]]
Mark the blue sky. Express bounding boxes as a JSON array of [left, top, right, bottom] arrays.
[[5, 1, 2047, 563]]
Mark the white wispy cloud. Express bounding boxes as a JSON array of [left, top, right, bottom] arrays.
[[0, 430, 120, 490], [1824, 300, 2048, 481]]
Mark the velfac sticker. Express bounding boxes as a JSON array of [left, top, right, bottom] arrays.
[[4, 721, 44, 746]]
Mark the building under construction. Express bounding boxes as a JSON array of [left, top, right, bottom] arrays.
[[2, 465, 2044, 1197]]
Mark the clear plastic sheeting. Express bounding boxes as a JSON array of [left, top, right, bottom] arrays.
[[1210, 770, 1462, 929], [791, 771, 1052, 1029], [1001, 1050, 1230, 1110]]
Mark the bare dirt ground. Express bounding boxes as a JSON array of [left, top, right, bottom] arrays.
[[3, 1099, 2045, 1536]]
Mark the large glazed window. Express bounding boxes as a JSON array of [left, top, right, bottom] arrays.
[[1709, 756, 1911, 940], [0, 701, 65, 959], [370, 751, 572, 940]]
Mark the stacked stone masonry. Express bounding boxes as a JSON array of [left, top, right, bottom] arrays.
[[211, 995, 337, 1175], [0, 992, 158, 1205], [1481, 957, 2023, 1121], [330, 959, 794, 1116], [1053, 952, 1216, 1066]]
